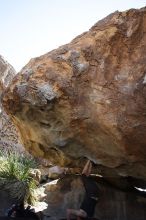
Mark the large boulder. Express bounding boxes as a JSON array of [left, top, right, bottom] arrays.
[[2, 8, 146, 179], [0, 56, 24, 152]]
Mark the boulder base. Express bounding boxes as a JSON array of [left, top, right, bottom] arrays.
[[40, 175, 146, 220]]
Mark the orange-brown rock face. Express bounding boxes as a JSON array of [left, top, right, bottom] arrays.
[[2, 8, 146, 179]]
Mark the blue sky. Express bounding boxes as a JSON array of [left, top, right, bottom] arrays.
[[0, 0, 146, 71]]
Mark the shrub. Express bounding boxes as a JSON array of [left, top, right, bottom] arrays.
[[0, 150, 38, 204]]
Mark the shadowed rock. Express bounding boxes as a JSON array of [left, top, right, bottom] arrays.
[[40, 175, 146, 220]]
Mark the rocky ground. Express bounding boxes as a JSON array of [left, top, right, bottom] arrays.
[[1, 172, 146, 220]]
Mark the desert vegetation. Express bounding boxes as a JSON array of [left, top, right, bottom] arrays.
[[0, 150, 38, 204]]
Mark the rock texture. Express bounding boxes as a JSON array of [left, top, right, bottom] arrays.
[[0, 56, 23, 152], [39, 175, 146, 220], [2, 8, 146, 179], [0, 55, 15, 109]]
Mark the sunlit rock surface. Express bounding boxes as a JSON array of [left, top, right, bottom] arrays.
[[2, 8, 146, 179], [0, 55, 15, 110], [0, 56, 24, 152]]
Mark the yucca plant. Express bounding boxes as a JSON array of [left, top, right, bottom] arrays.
[[0, 150, 38, 204]]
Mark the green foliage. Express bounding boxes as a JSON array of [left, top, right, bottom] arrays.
[[0, 150, 38, 204]]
